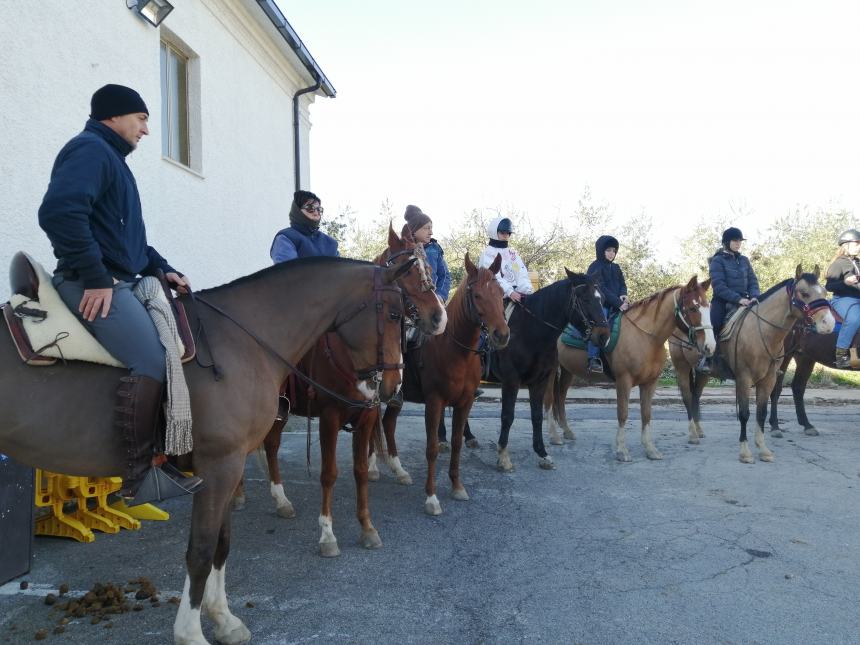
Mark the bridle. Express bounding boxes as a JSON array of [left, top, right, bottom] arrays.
[[384, 244, 436, 323], [517, 280, 605, 339], [673, 289, 712, 348], [444, 277, 492, 354]]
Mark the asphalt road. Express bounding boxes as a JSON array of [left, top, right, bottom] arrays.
[[2, 400, 860, 644]]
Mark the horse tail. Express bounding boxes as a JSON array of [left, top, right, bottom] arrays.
[[253, 445, 271, 480]]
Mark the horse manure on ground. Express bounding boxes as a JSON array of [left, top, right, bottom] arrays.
[[33, 577, 163, 637]]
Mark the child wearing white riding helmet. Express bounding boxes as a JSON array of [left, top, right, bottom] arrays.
[[478, 216, 534, 302]]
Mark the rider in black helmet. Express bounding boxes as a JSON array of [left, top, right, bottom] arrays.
[[825, 229, 860, 368]]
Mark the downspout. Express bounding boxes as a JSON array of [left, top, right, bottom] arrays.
[[293, 80, 321, 191]]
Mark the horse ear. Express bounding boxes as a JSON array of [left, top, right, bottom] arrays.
[[388, 222, 402, 250], [813, 264, 821, 279], [385, 257, 417, 284], [401, 224, 415, 243], [489, 252, 502, 275], [564, 267, 574, 280], [795, 264, 803, 280], [465, 252, 477, 276], [685, 275, 698, 290], [701, 278, 712, 291]]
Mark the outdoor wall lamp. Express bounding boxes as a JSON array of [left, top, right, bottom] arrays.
[[126, 0, 174, 27]]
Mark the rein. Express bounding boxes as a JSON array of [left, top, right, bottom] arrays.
[[189, 268, 403, 410], [517, 281, 598, 338]]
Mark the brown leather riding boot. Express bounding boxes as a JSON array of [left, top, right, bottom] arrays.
[[115, 375, 203, 503]]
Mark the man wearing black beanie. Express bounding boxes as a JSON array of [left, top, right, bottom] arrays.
[[37, 83, 202, 503]]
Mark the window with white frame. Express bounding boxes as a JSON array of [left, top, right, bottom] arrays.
[[160, 40, 190, 166]]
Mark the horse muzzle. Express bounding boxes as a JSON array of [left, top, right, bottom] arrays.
[[489, 327, 510, 350]]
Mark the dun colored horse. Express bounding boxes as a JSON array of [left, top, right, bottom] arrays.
[[548, 277, 716, 461], [231, 225, 446, 557], [379, 253, 509, 515], [669, 266, 834, 463], [489, 271, 608, 471], [767, 327, 848, 436], [0, 257, 412, 645]]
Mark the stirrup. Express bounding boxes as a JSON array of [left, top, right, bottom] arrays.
[[695, 356, 712, 374], [587, 358, 603, 374], [120, 463, 204, 507]]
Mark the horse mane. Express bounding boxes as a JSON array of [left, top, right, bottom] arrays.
[[525, 275, 581, 319], [447, 265, 497, 329], [757, 278, 793, 302], [199, 257, 374, 294], [626, 285, 680, 312]]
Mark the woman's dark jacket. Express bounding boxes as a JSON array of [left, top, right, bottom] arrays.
[[708, 248, 760, 305], [38, 119, 175, 289], [270, 223, 339, 263], [825, 255, 860, 298], [586, 235, 627, 310]]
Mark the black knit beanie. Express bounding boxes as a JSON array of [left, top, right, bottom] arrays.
[[404, 205, 432, 234], [90, 84, 149, 120]]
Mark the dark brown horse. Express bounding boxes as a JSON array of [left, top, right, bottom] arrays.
[[231, 225, 446, 557], [379, 253, 509, 515], [0, 257, 412, 644], [549, 277, 715, 460], [491, 271, 608, 471], [767, 325, 845, 437]]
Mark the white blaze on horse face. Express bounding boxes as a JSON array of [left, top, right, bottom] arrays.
[[814, 308, 836, 334], [700, 305, 716, 355], [356, 379, 376, 400]]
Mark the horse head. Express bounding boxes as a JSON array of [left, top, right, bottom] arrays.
[[464, 252, 509, 349], [792, 264, 835, 334], [678, 275, 716, 357], [336, 261, 414, 402], [564, 268, 609, 348], [377, 223, 447, 336]]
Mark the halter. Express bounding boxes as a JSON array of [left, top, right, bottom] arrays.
[[385, 244, 436, 322], [673, 289, 712, 347], [444, 278, 490, 354]]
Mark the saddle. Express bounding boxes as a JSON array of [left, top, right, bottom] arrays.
[[560, 312, 622, 353], [3, 252, 195, 367]]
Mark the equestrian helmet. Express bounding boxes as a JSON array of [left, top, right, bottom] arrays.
[[838, 229, 860, 245], [721, 227, 745, 246], [497, 218, 514, 234]]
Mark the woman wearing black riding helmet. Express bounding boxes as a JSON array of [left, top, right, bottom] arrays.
[[825, 229, 860, 368]]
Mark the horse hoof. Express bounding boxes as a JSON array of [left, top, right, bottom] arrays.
[[739, 454, 755, 464], [319, 541, 341, 558], [465, 438, 480, 449], [214, 621, 251, 645], [549, 435, 563, 446], [696, 430, 705, 439], [360, 529, 383, 550], [231, 496, 246, 512], [646, 451, 663, 461], [759, 452, 775, 462], [438, 441, 450, 453], [367, 469, 380, 481], [688, 437, 700, 445], [424, 496, 443, 516], [538, 456, 556, 470], [771, 430, 783, 439], [451, 487, 469, 501], [563, 430, 576, 441], [496, 460, 514, 472], [615, 451, 632, 463], [276, 502, 296, 519], [397, 472, 413, 486], [804, 427, 819, 436]]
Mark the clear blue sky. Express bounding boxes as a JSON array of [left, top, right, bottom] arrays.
[[282, 0, 860, 251]]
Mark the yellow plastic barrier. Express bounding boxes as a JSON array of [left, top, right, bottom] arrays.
[[34, 470, 165, 541]]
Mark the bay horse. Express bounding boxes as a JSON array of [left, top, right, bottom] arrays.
[[379, 253, 509, 515], [547, 277, 716, 461], [0, 256, 412, 645], [766, 325, 844, 437], [670, 266, 834, 463], [489, 271, 609, 471], [231, 224, 446, 557]]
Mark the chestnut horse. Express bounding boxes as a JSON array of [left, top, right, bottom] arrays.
[[490, 271, 609, 471], [378, 253, 509, 515], [0, 257, 411, 645], [548, 277, 716, 461], [668, 267, 834, 463], [231, 225, 446, 557], [767, 326, 846, 437]]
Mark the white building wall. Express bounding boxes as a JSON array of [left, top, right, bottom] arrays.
[[0, 0, 319, 300]]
